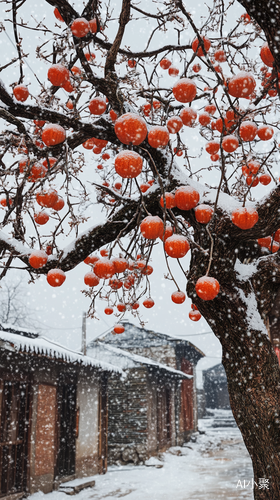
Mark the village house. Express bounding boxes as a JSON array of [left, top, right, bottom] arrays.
[[0, 323, 122, 499], [87, 341, 192, 465], [202, 363, 231, 410], [91, 321, 205, 450]]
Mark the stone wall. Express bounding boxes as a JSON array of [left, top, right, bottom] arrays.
[[107, 368, 179, 464], [108, 368, 148, 464]]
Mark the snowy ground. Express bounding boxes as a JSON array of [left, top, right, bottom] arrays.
[[31, 411, 254, 500]]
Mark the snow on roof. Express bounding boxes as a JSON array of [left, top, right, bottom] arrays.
[[0, 321, 38, 338], [0, 330, 123, 374], [88, 342, 192, 379], [93, 321, 205, 358]]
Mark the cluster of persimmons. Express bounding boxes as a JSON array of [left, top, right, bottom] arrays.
[[4, 9, 279, 333]]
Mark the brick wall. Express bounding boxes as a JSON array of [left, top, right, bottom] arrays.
[[107, 367, 179, 464], [108, 368, 148, 446]]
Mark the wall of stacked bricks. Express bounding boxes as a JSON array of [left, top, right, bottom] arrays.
[[122, 344, 198, 440], [107, 367, 178, 464], [108, 368, 148, 444], [107, 368, 150, 464]]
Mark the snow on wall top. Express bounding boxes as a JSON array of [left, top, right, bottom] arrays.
[[0, 330, 123, 374], [88, 342, 193, 379]]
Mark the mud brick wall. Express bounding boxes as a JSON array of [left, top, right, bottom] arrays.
[[35, 384, 57, 476], [108, 368, 148, 446]]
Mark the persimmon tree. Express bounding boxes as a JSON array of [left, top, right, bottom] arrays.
[[0, 0, 280, 497]]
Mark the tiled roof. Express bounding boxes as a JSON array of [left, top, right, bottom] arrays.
[[0, 328, 123, 374]]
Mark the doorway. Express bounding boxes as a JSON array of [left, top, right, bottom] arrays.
[[98, 375, 108, 475], [157, 385, 172, 450], [56, 383, 77, 478], [180, 359, 194, 431], [0, 380, 31, 496]]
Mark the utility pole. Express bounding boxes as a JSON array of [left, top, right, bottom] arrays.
[[81, 312, 86, 355]]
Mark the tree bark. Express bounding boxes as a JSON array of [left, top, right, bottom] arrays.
[[187, 230, 280, 499], [238, 0, 280, 71]]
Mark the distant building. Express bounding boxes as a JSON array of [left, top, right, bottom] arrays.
[[202, 363, 231, 410], [93, 321, 204, 447], [0, 324, 121, 498], [196, 388, 206, 419]]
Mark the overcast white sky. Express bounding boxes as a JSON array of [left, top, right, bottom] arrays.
[[0, 0, 275, 385]]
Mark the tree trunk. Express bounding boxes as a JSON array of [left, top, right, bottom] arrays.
[[187, 257, 280, 499], [238, 0, 280, 70]]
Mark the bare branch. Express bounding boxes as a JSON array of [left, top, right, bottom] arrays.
[[105, 0, 131, 77]]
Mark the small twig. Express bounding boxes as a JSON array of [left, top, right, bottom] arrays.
[[12, 0, 24, 84], [205, 226, 214, 276]]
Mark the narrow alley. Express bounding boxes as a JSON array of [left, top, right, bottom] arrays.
[[30, 411, 254, 500]]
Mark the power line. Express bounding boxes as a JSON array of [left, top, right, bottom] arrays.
[[176, 331, 214, 337], [39, 324, 81, 331], [39, 311, 113, 332]]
